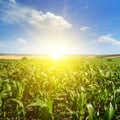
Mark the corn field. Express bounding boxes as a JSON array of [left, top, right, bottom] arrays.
[[0, 57, 120, 120]]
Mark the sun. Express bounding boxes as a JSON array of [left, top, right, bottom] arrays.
[[50, 49, 64, 60], [52, 52, 62, 59]]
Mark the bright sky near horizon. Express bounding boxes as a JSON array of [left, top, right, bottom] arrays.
[[0, 0, 120, 54]]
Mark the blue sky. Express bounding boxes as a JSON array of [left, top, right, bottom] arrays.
[[0, 0, 120, 54]]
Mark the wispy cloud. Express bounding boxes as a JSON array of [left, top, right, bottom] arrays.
[[0, 0, 72, 30], [9, 0, 16, 3], [17, 38, 26, 44], [98, 34, 120, 46], [80, 26, 90, 31]]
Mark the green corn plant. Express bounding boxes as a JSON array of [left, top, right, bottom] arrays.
[[27, 98, 54, 120], [87, 104, 96, 120], [111, 88, 118, 112], [103, 102, 115, 120], [12, 80, 25, 100], [79, 91, 87, 120], [0, 79, 12, 118], [64, 89, 87, 120], [7, 98, 26, 119]]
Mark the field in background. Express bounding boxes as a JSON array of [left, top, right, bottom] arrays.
[[0, 55, 120, 119], [0, 54, 120, 60]]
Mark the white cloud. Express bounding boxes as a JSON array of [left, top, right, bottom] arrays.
[[9, 0, 16, 3], [98, 34, 120, 46], [17, 38, 26, 44], [0, 1, 72, 30], [29, 11, 72, 30], [80, 26, 90, 31]]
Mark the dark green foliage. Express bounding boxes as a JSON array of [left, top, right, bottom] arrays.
[[21, 56, 28, 60], [107, 58, 112, 62]]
